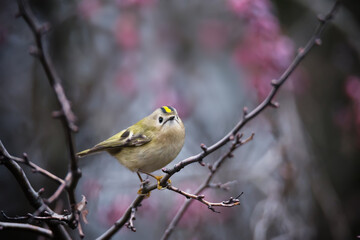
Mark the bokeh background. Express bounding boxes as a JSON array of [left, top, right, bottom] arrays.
[[1, 0, 359, 239]]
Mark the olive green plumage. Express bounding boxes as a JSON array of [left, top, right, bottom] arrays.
[[77, 106, 185, 175]]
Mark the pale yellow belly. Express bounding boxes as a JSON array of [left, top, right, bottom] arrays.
[[110, 140, 183, 173]]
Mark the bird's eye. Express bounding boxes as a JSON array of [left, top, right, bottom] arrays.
[[158, 116, 163, 124]]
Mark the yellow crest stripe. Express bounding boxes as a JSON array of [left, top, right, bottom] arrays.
[[162, 106, 172, 113]]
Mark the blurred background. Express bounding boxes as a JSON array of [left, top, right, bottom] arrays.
[[0, 0, 359, 239]]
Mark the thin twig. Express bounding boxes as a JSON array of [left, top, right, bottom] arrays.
[[161, 133, 253, 239], [1, 211, 71, 224], [46, 173, 71, 204], [160, 1, 341, 239], [166, 185, 240, 213], [125, 207, 137, 232], [0, 221, 53, 238], [208, 180, 238, 191], [96, 195, 146, 240], [16, 0, 82, 233], [7, 152, 64, 186], [16, 0, 77, 132], [0, 141, 71, 240]]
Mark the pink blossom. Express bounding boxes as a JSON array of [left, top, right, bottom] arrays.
[[114, 14, 139, 50], [229, 0, 294, 100]]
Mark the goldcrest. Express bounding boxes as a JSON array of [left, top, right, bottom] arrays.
[[77, 106, 185, 186]]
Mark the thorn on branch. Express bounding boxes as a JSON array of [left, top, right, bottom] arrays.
[[200, 143, 208, 153], [22, 153, 29, 164], [37, 188, 45, 195], [235, 133, 243, 143], [196, 195, 205, 200], [243, 107, 248, 118], [270, 79, 279, 87], [229, 134, 235, 141], [198, 160, 205, 167], [208, 206, 220, 213], [269, 101, 280, 108], [235, 192, 244, 199], [297, 47, 305, 55], [162, 168, 170, 174]]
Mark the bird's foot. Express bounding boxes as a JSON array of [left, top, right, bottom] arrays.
[[137, 188, 151, 198], [154, 175, 171, 190]]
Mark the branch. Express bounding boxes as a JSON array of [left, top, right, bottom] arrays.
[[208, 180, 237, 191], [0, 221, 53, 238], [96, 195, 146, 240], [161, 133, 253, 239], [166, 185, 240, 213], [1, 211, 71, 225], [0, 141, 71, 240], [16, 0, 82, 233], [6, 151, 64, 186], [16, 0, 77, 132], [125, 207, 137, 232], [160, 1, 341, 239]]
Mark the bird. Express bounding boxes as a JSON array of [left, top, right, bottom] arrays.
[[77, 106, 185, 191]]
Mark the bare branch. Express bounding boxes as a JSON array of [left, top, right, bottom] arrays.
[[5, 151, 64, 186], [0, 141, 71, 240], [160, 1, 341, 239], [96, 195, 146, 240], [0, 221, 53, 238], [166, 185, 240, 213], [1, 211, 71, 225], [125, 207, 137, 232], [16, 0, 82, 232], [16, 0, 77, 132], [208, 180, 238, 191]]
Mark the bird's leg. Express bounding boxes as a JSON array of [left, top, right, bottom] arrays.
[[139, 171, 171, 190], [136, 172, 150, 197]]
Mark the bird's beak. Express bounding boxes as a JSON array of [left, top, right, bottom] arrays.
[[163, 115, 176, 125]]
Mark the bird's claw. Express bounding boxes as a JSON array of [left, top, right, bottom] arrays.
[[154, 176, 171, 190]]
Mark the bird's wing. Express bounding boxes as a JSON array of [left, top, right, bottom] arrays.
[[77, 129, 151, 157]]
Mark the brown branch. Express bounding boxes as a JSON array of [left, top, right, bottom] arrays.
[[99, 1, 339, 239], [166, 185, 240, 213], [6, 152, 64, 186], [0, 221, 53, 238], [0, 141, 71, 240], [160, 1, 341, 239], [16, 0, 82, 234], [96, 195, 146, 240], [208, 180, 237, 191], [1, 211, 71, 225], [161, 133, 253, 239], [16, 0, 77, 132], [46, 173, 71, 204], [125, 207, 137, 232]]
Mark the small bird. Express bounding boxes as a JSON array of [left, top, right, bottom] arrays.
[[77, 106, 185, 190]]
